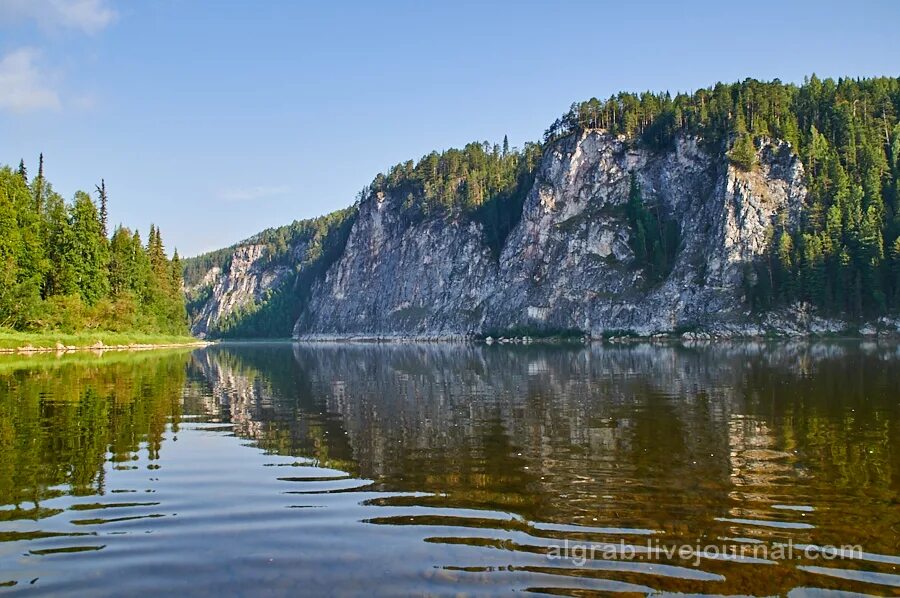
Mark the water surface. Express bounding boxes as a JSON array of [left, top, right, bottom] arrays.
[[0, 341, 898, 596]]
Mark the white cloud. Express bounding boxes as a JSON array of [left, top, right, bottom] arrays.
[[0, 48, 60, 112], [0, 0, 116, 33], [219, 185, 292, 202]]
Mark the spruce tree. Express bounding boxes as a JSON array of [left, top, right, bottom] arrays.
[[108, 226, 135, 296], [34, 153, 44, 213], [131, 229, 153, 302], [16, 159, 27, 183], [96, 179, 109, 239]]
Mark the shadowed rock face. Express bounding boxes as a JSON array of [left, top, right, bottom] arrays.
[[188, 243, 293, 337], [189, 131, 815, 338]]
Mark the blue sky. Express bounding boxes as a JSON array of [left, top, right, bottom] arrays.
[[2, 0, 898, 257]]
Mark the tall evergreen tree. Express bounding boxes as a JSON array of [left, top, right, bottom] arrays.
[[16, 159, 27, 183], [95, 179, 109, 239], [170, 249, 182, 291], [34, 153, 45, 213], [728, 107, 756, 170], [131, 229, 153, 302]]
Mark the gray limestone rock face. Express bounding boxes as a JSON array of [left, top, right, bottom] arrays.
[[189, 131, 816, 339]]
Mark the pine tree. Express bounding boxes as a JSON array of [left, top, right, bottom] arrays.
[[16, 159, 27, 183], [779, 115, 801, 151], [95, 179, 108, 239], [728, 108, 756, 170]]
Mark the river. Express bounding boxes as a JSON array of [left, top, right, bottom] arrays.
[[0, 341, 897, 595]]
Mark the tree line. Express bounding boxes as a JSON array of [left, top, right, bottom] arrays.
[[0, 157, 188, 334], [370, 137, 544, 256]]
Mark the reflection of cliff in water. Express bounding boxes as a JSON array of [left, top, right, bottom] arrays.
[[189, 341, 898, 549], [186, 344, 360, 473]]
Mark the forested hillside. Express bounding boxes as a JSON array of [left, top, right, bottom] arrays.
[[318, 76, 900, 319], [363, 75, 900, 318], [344, 75, 900, 319], [182, 207, 356, 338], [546, 76, 900, 316], [183, 76, 900, 338], [373, 139, 544, 256], [0, 158, 188, 335]]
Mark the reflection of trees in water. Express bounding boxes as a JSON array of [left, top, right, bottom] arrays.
[[0, 352, 189, 508], [191, 341, 898, 543]]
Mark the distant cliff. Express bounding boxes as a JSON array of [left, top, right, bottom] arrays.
[[183, 77, 900, 339]]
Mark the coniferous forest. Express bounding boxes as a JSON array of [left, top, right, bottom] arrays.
[[0, 157, 188, 336]]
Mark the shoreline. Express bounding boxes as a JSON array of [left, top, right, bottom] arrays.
[[0, 334, 213, 355], [289, 332, 900, 344], [289, 315, 900, 344], [0, 342, 212, 355]]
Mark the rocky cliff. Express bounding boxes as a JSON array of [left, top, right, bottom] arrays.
[[188, 243, 294, 338], [184, 130, 895, 339]]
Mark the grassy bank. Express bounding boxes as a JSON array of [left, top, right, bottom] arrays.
[[0, 328, 204, 351]]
